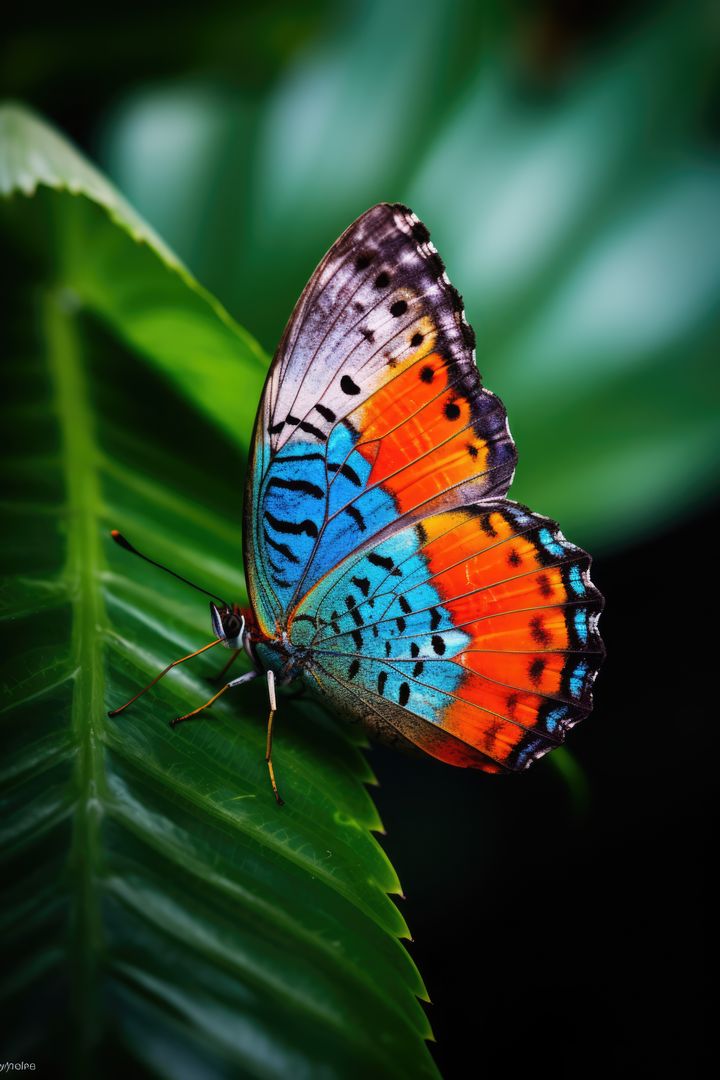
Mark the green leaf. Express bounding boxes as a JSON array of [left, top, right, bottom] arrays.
[[0, 105, 437, 1077], [102, 0, 720, 550]]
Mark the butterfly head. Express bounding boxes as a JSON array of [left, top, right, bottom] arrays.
[[210, 602, 246, 650]]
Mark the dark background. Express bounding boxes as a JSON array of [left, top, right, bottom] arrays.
[[373, 512, 711, 1076], [3, 1, 713, 1075]]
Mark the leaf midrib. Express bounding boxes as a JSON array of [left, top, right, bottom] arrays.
[[42, 291, 428, 1061], [45, 288, 107, 1068]]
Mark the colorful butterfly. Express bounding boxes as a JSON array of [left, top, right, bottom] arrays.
[[110, 203, 604, 803]]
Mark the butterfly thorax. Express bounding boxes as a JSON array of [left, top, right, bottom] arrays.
[[254, 636, 309, 685]]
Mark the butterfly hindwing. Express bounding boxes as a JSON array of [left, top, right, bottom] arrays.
[[290, 501, 604, 772], [244, 203, 517, 635]]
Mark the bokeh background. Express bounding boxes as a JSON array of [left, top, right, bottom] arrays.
[[3, 0, 715, 1075]]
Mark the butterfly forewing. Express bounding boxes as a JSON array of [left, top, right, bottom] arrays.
[[245, 203, 517, 634]]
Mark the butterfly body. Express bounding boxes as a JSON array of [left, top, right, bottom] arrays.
[[238, 203, 604, 776]]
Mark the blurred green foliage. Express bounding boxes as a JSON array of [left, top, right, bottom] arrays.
[[0, 105, 436, 1077], [100, 0, 720, 550]]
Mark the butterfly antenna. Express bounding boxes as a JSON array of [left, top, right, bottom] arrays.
[[110, 530, 229, 607]]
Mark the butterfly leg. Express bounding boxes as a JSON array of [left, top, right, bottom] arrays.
[[170, 669, 258, 727], [265, 669, 284, 806], [206, 647, 242, 684], [108, 638, 223, 717]]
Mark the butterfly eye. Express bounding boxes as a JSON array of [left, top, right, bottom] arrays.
[[223, 614, 241, 639]]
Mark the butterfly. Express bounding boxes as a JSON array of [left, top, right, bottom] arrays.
[[109, 203, 605, 803]]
